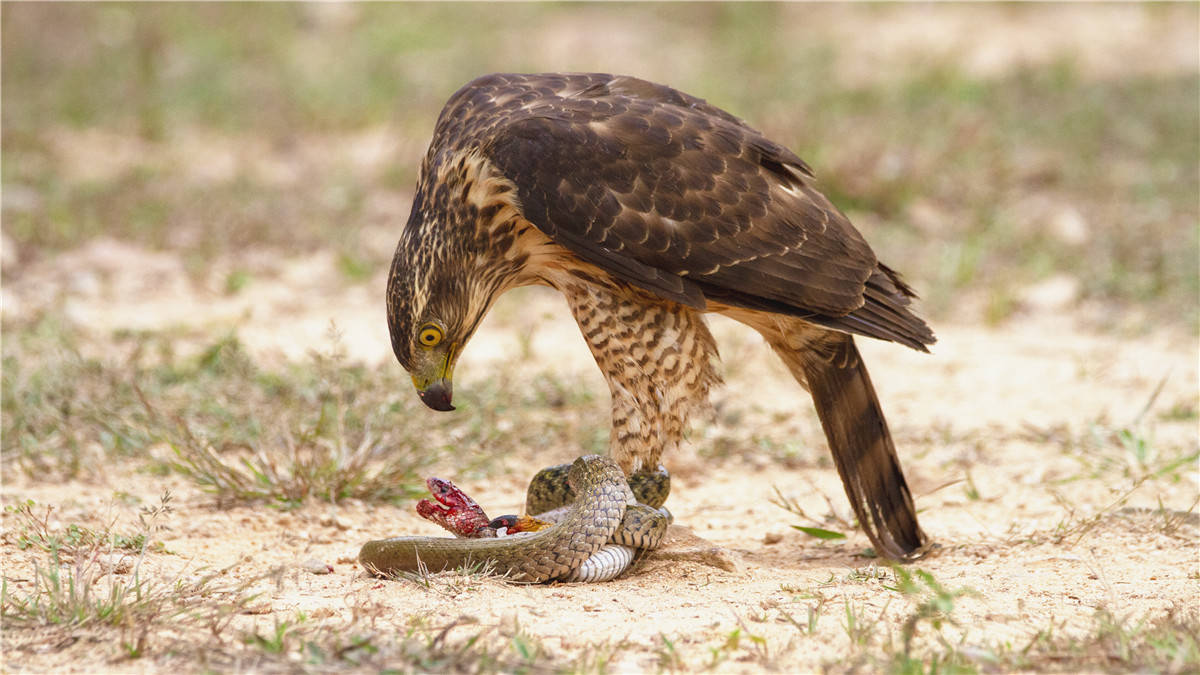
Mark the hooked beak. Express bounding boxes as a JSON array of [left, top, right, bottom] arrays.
[[416, 379, 454, 411], [411, 342, 459, 412]]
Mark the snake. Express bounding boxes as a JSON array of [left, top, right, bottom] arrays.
[[358, 455, 671, 583]]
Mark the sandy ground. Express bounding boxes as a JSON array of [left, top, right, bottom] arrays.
[[2, 243, 1197, 672], [3, 3, 1197, 670]]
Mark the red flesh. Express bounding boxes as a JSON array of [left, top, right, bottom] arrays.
[[415, 476, 491, 537]]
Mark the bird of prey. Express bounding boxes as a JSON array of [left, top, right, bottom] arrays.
[[387, 73, 934, 560]]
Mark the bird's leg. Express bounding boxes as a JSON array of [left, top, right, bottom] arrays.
[[557, 279, 721, 474]]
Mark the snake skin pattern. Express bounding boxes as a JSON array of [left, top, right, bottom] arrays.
[[358, 455, 668, 582]]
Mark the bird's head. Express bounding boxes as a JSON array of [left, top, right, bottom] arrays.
[[386, 305, 460, 412], [386, 180, 504, 412], [387, 240, 470, 412]]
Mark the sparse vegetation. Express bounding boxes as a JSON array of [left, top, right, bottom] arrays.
[[885, 567, 979, 674], [1, 492, 265, 661], [4, 4, 1197, 327], [3, 3, 1197, 673], [1, 316, 607, 503], [1011, 606, 1200, 673], [770, 484, 853, 544]]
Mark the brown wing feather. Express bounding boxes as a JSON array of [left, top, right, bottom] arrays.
[[433, 72, 934, 350]]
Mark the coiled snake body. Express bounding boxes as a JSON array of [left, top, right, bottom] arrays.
[[358, 455, 670, 583]]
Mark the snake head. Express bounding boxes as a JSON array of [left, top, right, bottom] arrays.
[[566, 455, 595, 491], [416, 476, 490, 537], [566, 454, 636, 508], [425, 477, 471, 508], [566, 454, 620, 491]]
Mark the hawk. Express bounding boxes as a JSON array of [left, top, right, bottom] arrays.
[[387, 73, 934, 560]]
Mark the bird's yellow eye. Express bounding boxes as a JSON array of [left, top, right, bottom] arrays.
[[417, 324, 444, 348]]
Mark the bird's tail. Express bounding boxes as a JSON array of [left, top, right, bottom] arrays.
[[771, 332, 928, 560]]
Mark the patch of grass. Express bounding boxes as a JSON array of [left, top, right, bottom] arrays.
[[6, 498, 167, 556], [1, 316, 608, 503], [231, 611, 585, 673], [507, 621, 543, 669], [859, 568, 1200, 674], [1042, 485, 1200, 551], [1009, 398, 1199, 548], [885, 567, 980, 675], [223, 268, 251, 295], [1021, 416, 1197, 488], [774, 567, 1199, 674], [997, 606, 1200, 673], [568, 638, 628, 675], [1146, 496, 1200, 539], [381, 559, 506, 597], [3, 488, 619, 671], [705, 625, 770, 670], [1, 318, 437, 502], [244, 614, 304, 655], [1006, 393, 1199, 547], [656, 633, 684, 672], [772, 590, 828, 636], [1, 493, 263, 661], [152, 336, 442, 507], [842, 597, 885, 657], [780, 568, 983, 673], [1, 315, 150, 480], [651, 621, 776, 672]]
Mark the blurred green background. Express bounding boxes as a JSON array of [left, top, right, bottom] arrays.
[[4, 2, 1198, 328], [3, 8, 1198, 669]]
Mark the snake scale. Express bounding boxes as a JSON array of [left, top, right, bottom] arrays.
[[358, 455, 671, 583]]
